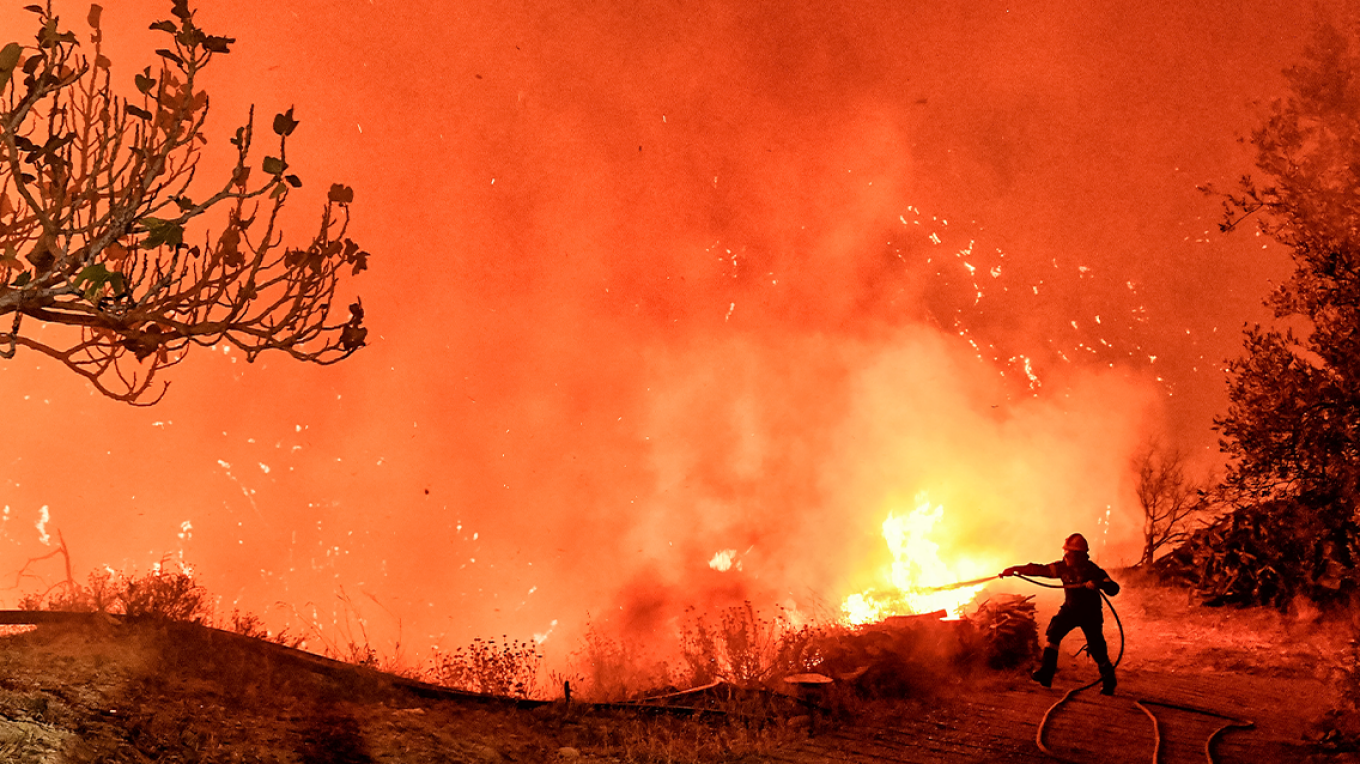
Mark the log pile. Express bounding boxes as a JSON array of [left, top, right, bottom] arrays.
[[962, 594, 1039, 669]]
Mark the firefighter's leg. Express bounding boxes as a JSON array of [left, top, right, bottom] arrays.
[[1034, 611, 1076, 687], [1080, 619, 1116, 695]]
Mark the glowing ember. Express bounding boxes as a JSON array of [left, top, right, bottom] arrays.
[[708, 549, 739, 572], [842, 493, 994, 624]]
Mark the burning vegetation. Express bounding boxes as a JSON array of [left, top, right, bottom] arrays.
[[842, 493, 997, 623], [4, 0, 1360, 761]]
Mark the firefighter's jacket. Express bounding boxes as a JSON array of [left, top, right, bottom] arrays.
[[1011, 558, 1119, 615]]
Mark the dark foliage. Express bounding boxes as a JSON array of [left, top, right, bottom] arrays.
[[1185, 14, 1360, 607], [1156, 496, 1360, 608], [1214, 15, 1360, 510]]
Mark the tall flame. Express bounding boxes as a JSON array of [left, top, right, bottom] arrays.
[[842, 493, 993, 624]]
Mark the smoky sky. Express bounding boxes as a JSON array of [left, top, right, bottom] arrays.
[[0, 0, 1319, 656]]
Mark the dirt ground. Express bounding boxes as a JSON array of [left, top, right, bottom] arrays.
[[772, 570, 1358, 763], [0, 573, 1354, 763]]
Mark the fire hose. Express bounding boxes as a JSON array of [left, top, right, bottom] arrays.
[[1002, 573, 1255, 764]]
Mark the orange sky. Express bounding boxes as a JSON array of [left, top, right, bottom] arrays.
[[0, 0, 1317, 660]]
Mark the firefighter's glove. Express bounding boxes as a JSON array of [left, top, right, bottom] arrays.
[[1084, 581, 1098, 590]]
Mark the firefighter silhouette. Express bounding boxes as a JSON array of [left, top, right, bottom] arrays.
[[1000, 533, 1120, 695]]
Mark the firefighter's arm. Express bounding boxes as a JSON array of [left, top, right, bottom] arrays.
[[1088, 566, 1120, 595], [1000, 562, 1057, 578]]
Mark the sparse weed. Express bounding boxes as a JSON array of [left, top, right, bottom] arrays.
[[344, 641, 383, 670]]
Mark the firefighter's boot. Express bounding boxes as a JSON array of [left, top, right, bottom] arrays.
[[1098, 662, 1117, 696], [1032, 647, 1058, 687]]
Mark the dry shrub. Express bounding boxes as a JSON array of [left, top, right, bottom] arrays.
[[430, 636, 541, 698], [1342, 634, 1360, 710], [19, 565, 210, 623], [811, 607, 1043, 699], [120, 570, 210, 622], [678, 602, 831, 688], [18, 569, 116, 613], [220, 608, 306, 649], [19, 563, 311, 652], [567, 618, 671, 702]]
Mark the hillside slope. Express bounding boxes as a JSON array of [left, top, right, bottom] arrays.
[[0, 575, 1352, 763]]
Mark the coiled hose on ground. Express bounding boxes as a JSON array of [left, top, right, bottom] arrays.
[[1012, 573, 1254, 764]]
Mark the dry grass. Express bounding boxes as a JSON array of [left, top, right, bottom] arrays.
[[4, 563, 826, 761], [1116, 565, 1353, 680], [535, 704, 803, 764], [0, 617, 815, 763]]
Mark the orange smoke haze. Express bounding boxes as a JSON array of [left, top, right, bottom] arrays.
[[0, 0, 1323, 660]]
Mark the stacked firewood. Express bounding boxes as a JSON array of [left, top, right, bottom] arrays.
[[963, 594, 1039, 669]]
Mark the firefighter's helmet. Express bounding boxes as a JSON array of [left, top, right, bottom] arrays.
[[1063, 533, 1090, 553]]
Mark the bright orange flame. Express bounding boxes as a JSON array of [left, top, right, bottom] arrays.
[[842, 493, 995, 624]]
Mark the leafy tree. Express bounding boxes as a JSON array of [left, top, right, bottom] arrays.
[[1174, 16, 1360, 607], [0, 1, 368, 403], [1215, 17, 1360, 515]]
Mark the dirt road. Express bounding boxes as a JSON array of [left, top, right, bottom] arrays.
[[770, 669, 1327, 763], [771, 575, 1350, 763]]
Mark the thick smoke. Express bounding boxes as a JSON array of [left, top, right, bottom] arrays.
[[588, 323, 1157, 647], [0, 0, 1319, 666]]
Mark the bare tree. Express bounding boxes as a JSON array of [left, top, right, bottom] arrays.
[[0, 1, 368, 404], [1132, 441, 1207, 566]]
